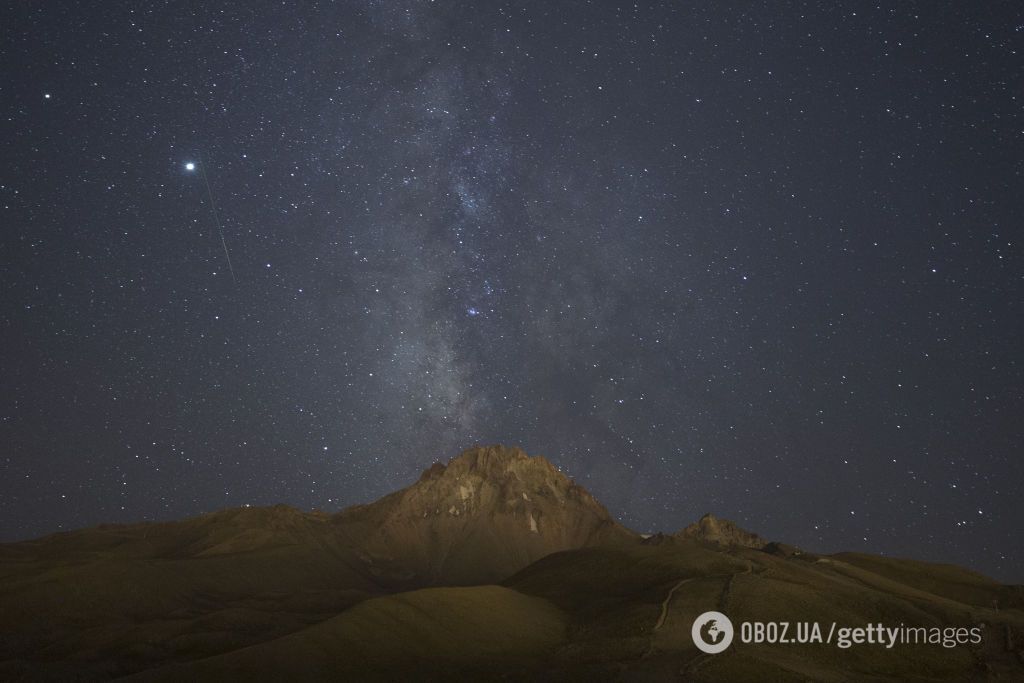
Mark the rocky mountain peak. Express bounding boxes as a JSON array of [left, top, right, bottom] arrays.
[[337, 444, 632, 584], [677, 513, 768, 549], [420, 444, 559, 481], [401, 444, 606, 525]]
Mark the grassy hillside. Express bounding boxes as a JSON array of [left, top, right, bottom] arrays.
[[127, 586, 566, 681], [505, 542, 1024, 681], [0, 507, 380, 680]]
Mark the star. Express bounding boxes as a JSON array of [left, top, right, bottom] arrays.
[[185, 162, 195, 171]]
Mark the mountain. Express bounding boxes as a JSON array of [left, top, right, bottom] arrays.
[[1, 444, 1022, 681], [333, 444, 635, 584], [676, 512, 769, 549]]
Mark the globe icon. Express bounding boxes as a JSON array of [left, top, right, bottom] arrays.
[[701, 618, 726, 645], [691, 611, 734, 653]]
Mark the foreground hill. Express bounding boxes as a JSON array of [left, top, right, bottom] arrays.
[[126, 586, 567, 682], [125, 542, 1024, 682], [0, 505, 377, 680], [1, 444, 1021, 681], [505, 542, 1024, 681]]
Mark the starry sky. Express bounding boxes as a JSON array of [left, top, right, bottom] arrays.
[[2, 2, 1021, 581]]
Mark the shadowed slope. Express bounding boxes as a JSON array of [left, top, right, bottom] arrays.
[[505, 542, 1024, 681], [0, 505, 377, 680], [127, 586, 567, 682]]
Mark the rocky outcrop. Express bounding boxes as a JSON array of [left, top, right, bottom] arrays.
[[676, 513, 768, 549]]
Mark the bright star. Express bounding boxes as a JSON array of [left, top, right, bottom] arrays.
[[185, 162, 195, 171]]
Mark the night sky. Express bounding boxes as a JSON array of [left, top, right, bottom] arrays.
[[2, 2, 1021, 581]]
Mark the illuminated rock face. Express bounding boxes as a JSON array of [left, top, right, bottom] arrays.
[[676, 512, 768, 550], [333, 444, 636, 585]]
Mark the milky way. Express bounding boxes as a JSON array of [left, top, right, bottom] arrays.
[[2, 2, 1021, 580]]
